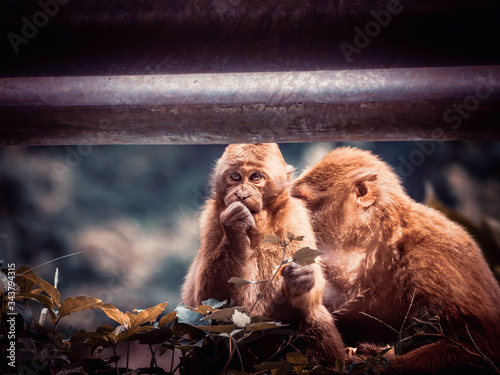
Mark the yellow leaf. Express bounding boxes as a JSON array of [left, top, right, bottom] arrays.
[[205, 307, 246, 322], [248, 321, 287, 332], [16, 267, 61, 307], [16, 292, 54, 307], [15, 266, 35, 293], [129, 302, 169, 328], [189, 305, 215, 315], [99, 304, 130, 328], [59, 296, 103, 320], [286, 352, 308, 375], [158, 311, 177, 327], [196, 324, 238, 333]]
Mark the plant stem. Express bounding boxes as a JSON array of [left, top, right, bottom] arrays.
[[222, 335, 236, 374], [170, 346, 175, 373], [113, 345, 119, 375], [149, 344, 158, 368], [247, 238, 290, 315], [126, 341, 130, 375]]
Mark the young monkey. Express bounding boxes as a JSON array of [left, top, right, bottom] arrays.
[[182, 143, 345, 364]]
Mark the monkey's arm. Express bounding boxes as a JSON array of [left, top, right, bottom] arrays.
[[183, 201, 254, 306]]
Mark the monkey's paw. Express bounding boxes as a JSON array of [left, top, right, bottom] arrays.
[[281, 262, 316, 297], [220, 201, 255, 234]]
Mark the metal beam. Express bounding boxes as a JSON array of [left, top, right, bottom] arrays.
[[1, 65, 499, 145]]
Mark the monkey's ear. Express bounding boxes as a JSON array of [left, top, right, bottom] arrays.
[[286, 164, 295, 182], [355, 174, 377, 208]]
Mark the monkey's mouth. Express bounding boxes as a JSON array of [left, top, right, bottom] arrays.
[[239, 199, 262, 213], [241, 201, 261, 213], [225, 193, 262, 212]]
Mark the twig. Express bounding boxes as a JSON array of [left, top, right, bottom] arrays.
[[466, 325, 500, 374], [222, 335, 235, 373], [247, 238, 290, 315], [170, 347, 176, 373], [149, 344, 158, 368], [262, 327, 303, 363], [331, 288, 370, 315], [400, 289, 416, 333], [359, 311, 399, 333], [17, 250, 87, 276], [395, 289, 417, 356], [233, 338, 245, 373]]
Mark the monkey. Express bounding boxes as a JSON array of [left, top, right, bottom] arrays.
[[291, 146, 500, 374], [181, 143, 345, 365]]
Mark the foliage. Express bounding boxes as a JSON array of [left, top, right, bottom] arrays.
[[0, 268, 329, 375], [0, 233, 395, 374]]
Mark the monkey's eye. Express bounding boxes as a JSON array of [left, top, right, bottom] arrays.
[[229, 172, 242, 181], [250, 173, 263, 182]]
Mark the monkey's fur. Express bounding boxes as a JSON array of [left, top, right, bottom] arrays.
[[182, 143, 345, 364], [292, 146, 500, 374]]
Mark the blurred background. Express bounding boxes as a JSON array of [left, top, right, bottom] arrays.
[[1, 142, 499, 321]]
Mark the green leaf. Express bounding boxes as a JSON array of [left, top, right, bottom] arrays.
[[292, 247, 323, 266], [228, 277, 252, 288], [263, 234, 283, 244], [59, 296, 103, 320]]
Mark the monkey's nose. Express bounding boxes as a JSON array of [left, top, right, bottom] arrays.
[[235, 190, 250, 200]]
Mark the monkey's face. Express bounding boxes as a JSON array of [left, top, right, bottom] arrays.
[[293, 148, 389, 249], [213, 144, 291, 213], [219, 166, 266, 212], [292, 163, 346, 212]]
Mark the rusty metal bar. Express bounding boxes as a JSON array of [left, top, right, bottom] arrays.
[[0, 65, 499, 145]]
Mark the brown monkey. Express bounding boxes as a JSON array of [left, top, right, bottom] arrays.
[[292, 146, 500, 374], [181, 143, 345, 364]]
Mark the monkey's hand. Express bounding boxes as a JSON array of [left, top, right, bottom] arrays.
[[282, 263, 315, 296], [282, 262, 325, 311], [220, 202, 255, 239]]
